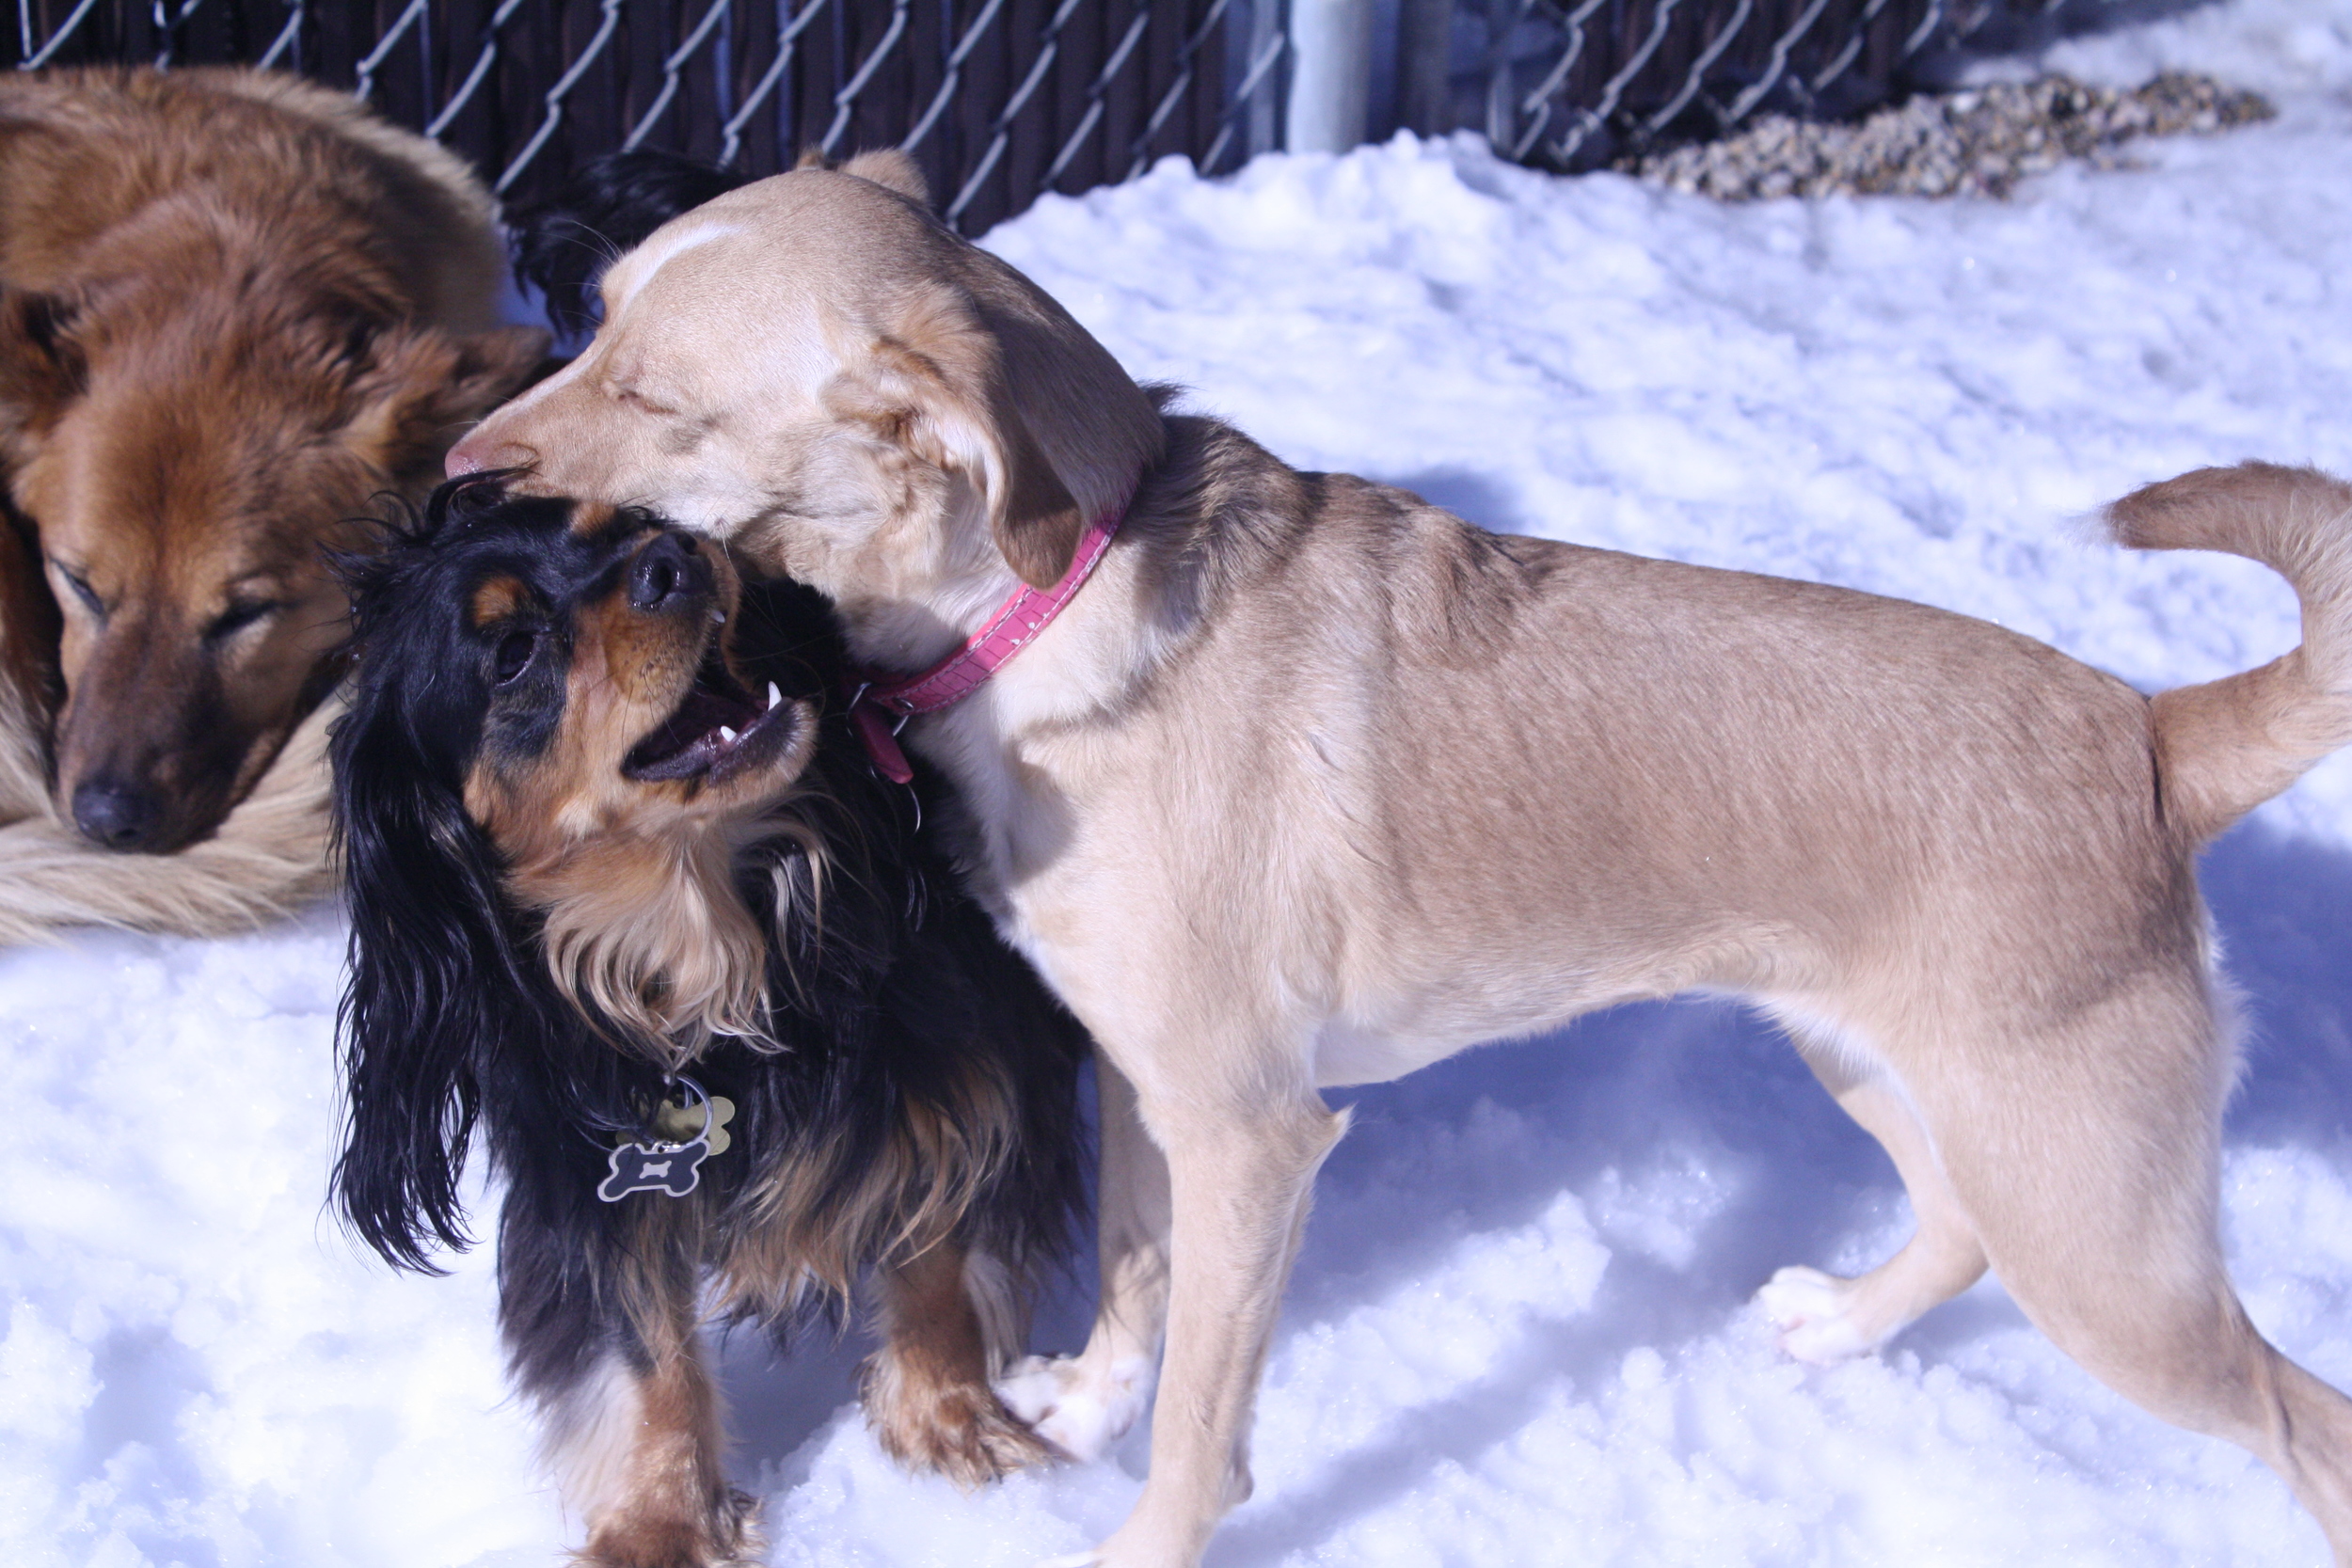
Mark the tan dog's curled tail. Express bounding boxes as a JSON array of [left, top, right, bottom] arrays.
[[2106, 460, 2352, 843]]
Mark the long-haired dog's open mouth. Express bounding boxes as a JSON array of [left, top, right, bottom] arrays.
[[623, 636, 800, 785]]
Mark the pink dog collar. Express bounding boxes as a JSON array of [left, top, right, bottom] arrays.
[[848, 499, 1129, 784]]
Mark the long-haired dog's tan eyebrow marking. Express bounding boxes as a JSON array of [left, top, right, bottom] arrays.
[[467, 574, 532, 629], [328, 478, 1089, 1567]]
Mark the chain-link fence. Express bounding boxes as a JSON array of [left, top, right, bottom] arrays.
[[6, 0, 1250, 234], [4, 0, 2106, 234], [1448, 0, 2103, 171]]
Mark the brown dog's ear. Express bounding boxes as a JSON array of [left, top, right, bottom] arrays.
[[847, 288, 1084, 590], [0, 289, 88, 445], [839, 149, 930, 209], [341, 324, 552, 470]]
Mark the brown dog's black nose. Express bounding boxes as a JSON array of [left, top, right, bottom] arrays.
[[73, 778, 163, 851], [628, 531, 711, 613]]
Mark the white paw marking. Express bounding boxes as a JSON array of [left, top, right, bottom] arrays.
[[994, 1354, 1151, 1463], [1034, 1552, 1104, 1568], [1756, 1265, 1876, 1366]]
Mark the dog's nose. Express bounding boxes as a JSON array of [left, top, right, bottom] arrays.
[[72, 779, 163, 851], [445, 434, 534, 479], [628, 531, 712, 613]]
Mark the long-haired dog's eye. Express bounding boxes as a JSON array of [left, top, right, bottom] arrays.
[[492, 628, 540, 685]]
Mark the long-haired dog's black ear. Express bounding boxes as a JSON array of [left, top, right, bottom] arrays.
[[329, 692, 526, 1272], [327, 533, 540, 1273], [508, 150, 753, 336]]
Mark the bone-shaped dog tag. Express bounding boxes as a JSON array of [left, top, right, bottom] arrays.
[[597, 1135, 708, 1201], [596, 1077, 724, 1201], [652, 1093, 735, 1155]]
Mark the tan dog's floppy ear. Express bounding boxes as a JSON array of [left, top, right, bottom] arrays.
[[845, 284, 1085, 589], [341, 324, 552, 470], [840, 150, 930, 209], [0, 289, 87, 451], [982, 391, 1087, 588]]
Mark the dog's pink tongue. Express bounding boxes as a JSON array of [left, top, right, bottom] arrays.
[[445, 439, 486, 478]]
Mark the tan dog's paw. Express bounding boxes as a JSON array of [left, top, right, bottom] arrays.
[[996, 1353, 1152, 1463], [1756, 1265, 1880, 1365], [865, 1363, 1055, 1489]]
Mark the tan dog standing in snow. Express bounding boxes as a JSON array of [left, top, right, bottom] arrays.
[[450, 160, 2352, 1568]]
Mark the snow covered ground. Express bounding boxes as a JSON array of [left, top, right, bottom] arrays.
[[8, 0, 2352, 1562]]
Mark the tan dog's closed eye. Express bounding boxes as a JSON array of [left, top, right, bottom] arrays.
[[450, 166, 2352, 1568]]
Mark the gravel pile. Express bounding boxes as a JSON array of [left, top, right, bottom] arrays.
[[1626, 71, 2274, 200]]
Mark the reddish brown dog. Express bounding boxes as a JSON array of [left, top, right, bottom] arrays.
[[0, 67, 542, 937]]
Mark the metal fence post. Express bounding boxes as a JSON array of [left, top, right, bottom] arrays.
[[1242, 0, 1283, 157], [1285, 0, 1368, 152]]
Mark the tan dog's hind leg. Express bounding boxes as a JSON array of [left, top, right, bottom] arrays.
[[999, 1055, 1172, 1461], [1759, 1047, 1989, 1363], [1924, 977, 2352, 1565], [864, 1238, 1054, 1486]]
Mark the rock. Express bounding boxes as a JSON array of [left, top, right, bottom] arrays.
[[1622, 72, 2274, 201]]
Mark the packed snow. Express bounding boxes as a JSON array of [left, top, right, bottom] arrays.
[[8, 1, 2352, 1562]]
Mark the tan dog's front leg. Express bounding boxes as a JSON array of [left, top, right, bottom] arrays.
[[999, 1054, 1171, 1460], [1078, 1068, 1347, 1568]]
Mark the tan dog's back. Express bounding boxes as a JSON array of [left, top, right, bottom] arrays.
[[997, 427, 2170, 1074]]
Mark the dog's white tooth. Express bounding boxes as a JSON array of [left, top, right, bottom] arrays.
[[718, 726, 739, 745], [767, 682, 782, 711]]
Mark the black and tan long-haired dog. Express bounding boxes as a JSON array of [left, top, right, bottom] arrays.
[[329, 475, 1087, 1567]]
